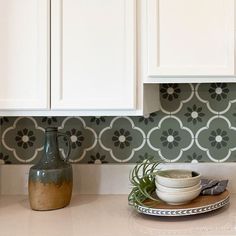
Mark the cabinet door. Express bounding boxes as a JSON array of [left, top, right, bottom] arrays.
[[0, 0, 50, 110], [147, 0, 235, 76], [51, 0, 136, 110]]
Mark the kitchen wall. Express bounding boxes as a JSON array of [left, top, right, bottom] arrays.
[[1, 83, 236, 164]]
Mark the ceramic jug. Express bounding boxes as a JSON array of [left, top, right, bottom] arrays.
[[28, 127, 73, 211]]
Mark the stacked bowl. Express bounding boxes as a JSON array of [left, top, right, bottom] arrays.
[[155, 169, 201, 205]]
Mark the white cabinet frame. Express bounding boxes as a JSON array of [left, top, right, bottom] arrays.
[[0, 0, 50, 110], [51, 0, 137, 110], [146, 0, 235, 78]]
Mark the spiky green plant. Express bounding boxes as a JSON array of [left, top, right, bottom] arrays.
[[128, 159, 161, 207]]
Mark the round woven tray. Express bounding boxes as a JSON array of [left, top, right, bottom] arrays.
[[132, 190, 230, 217]]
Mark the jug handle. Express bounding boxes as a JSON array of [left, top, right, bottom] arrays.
[[57, 132, 71, 162]]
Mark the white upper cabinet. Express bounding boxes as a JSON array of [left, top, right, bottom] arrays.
[[1, 0, 236, 114], [145, 0, 235, 78], [0, 0, 50, 110], [0, 0, 160, 116], [51, 0, 137, 110]]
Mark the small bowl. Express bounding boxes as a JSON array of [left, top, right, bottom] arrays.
[[155, 181, 201, 193], [155, 169, 201, 188], [156, 186, 201, 205]]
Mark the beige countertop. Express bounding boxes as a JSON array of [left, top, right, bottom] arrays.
[[0, 194, 235, 236]]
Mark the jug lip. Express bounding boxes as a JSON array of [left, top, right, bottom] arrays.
[[45, 127, 58, 132]]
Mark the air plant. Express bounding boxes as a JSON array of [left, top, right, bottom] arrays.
[[128, 159, 161, 207]]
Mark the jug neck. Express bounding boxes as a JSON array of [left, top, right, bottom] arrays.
[[43, 127, 61, 163]]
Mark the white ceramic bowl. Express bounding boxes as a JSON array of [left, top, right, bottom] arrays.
[[156, 186, 202, 205], [155, 181, 201, 193], [155, 169, 201, 188]]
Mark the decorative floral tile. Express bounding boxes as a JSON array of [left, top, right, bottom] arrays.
[[196, 116, 236, 162], [135, 152, 156, 163], [224, 102, 236, 128], [83, 144, 114, 164], [0, 117, 16, 135], [34, 116, 65, 128], [183, 152, 205, 163], [130, 143, 163, 163], [196, 83, 236, 114], [83, 116, 114, 134], [0, 139, 17, 164], [58, 117, 97, 163], [99, 117, 145, 162], [0, 117, 10, 126], [223, 150, 236, 162], [132, 111, 166, 134], [2, 83, 236, 164], [87, 152, 108, 164], [160, 83, 194, 114], [175, 97, 212, 133], [147, 116, 194, 162], [178, 143, 208, 163], [2, 117, 44, 163]]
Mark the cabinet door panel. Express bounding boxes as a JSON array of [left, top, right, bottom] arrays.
[[51, 0, 136, 110], [0, 0, 49, 110], [147, 0, 235, 76]]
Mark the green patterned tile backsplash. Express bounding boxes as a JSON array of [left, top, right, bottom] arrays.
[[1, 83, 236, 164]]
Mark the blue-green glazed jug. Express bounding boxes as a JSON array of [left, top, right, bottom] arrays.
[[28, 127, 72, 211]]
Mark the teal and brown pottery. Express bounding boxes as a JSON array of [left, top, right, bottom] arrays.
[[28, 127, 73, 211]]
